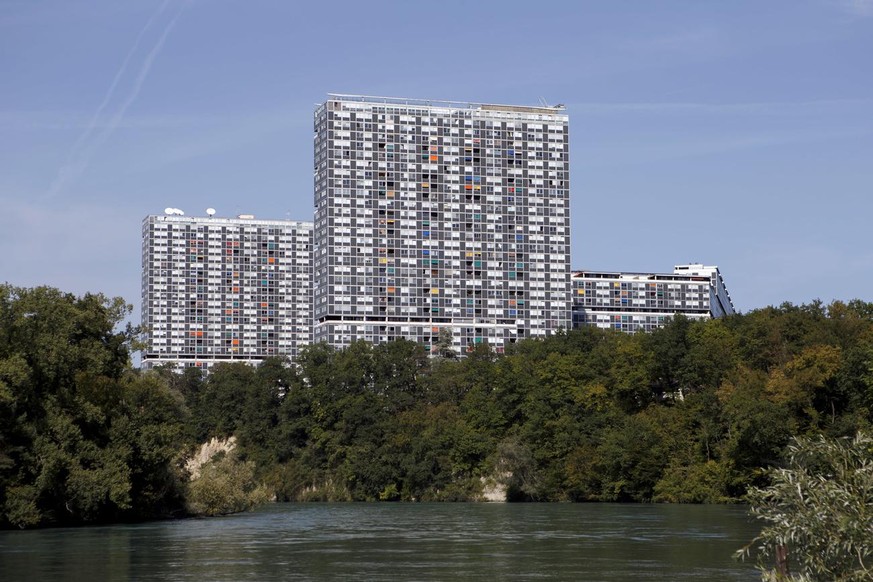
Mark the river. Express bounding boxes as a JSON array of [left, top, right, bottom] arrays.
[[0, 502, 762, 581]]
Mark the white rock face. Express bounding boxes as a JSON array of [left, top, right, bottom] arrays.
[[480, 473, 510, 502]]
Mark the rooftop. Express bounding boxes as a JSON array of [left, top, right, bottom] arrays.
[[325, 93, 566, 114]]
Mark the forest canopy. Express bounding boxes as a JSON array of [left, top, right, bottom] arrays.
[[2, 284, 872, 529]]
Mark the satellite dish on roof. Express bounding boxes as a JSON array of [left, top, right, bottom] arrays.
[[206, 208, 216, 216], [164, 207, 174, 215]]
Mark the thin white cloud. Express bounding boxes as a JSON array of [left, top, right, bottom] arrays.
[[46, 1, 188, 199]]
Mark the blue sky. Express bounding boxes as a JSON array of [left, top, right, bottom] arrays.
[[1, 0, 871, 316]]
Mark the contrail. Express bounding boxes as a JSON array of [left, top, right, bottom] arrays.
[[47, 0, 186, 199], [68, 0, 171, 158]]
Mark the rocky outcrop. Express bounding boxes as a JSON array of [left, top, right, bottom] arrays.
[[480, 473, 510, 502]]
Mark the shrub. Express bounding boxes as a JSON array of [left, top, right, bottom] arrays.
[[186, 453, 270, 517], [737, 432, 873, 581]]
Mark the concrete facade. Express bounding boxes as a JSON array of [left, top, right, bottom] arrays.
[[141, 214, 312, 370], [312, 95, 571, 354], [571, 264, 735, 333]]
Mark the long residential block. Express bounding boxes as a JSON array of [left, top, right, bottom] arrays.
[[571, 264, 735, 333]]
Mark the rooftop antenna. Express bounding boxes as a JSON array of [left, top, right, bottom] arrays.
[[538, 96, 549, 107]]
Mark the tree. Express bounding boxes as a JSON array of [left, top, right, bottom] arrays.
[[765, 345, 843, 432], [608, 332, 654, 413], [434, 327, 457, 360], [738, 433, 873, 581], [191, 362, 256, 441], [0, 285, 188, 528], [593, 411, 669, 502], [717, 366, 794, 485], [372, 339, 429, 412]]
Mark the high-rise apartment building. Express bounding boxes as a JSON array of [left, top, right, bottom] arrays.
[[312, 94, 571, 354], [141, 213, 313, 370], [571, 263, 735, 333]]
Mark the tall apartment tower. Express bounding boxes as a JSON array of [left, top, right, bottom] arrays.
[[571, 263, 735, 333], [141, 213, 313, 370], [313, 94, 571, 354]]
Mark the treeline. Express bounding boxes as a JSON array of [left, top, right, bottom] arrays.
[[191, 299, 872, 505], [2, 284, 872, 528]]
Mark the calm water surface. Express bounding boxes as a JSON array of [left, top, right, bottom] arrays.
[[0, 503, 761, 581]]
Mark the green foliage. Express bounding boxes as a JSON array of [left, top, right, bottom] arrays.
[[434, 327, 457, 360], [190, 362, 257, 440], [653, 460, 735, 503], [3, 485, 41, 529], [718, 366, 795, 483], [0, 285, 188, 528], [492, 437, 541, 500], [224, 301, 873, 505], [186, 452, 271, 517], [5, 282, 873, 530], [378, 483, 400, 501], [738, 433, 873, 581], [594, 411, 670, 501]]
